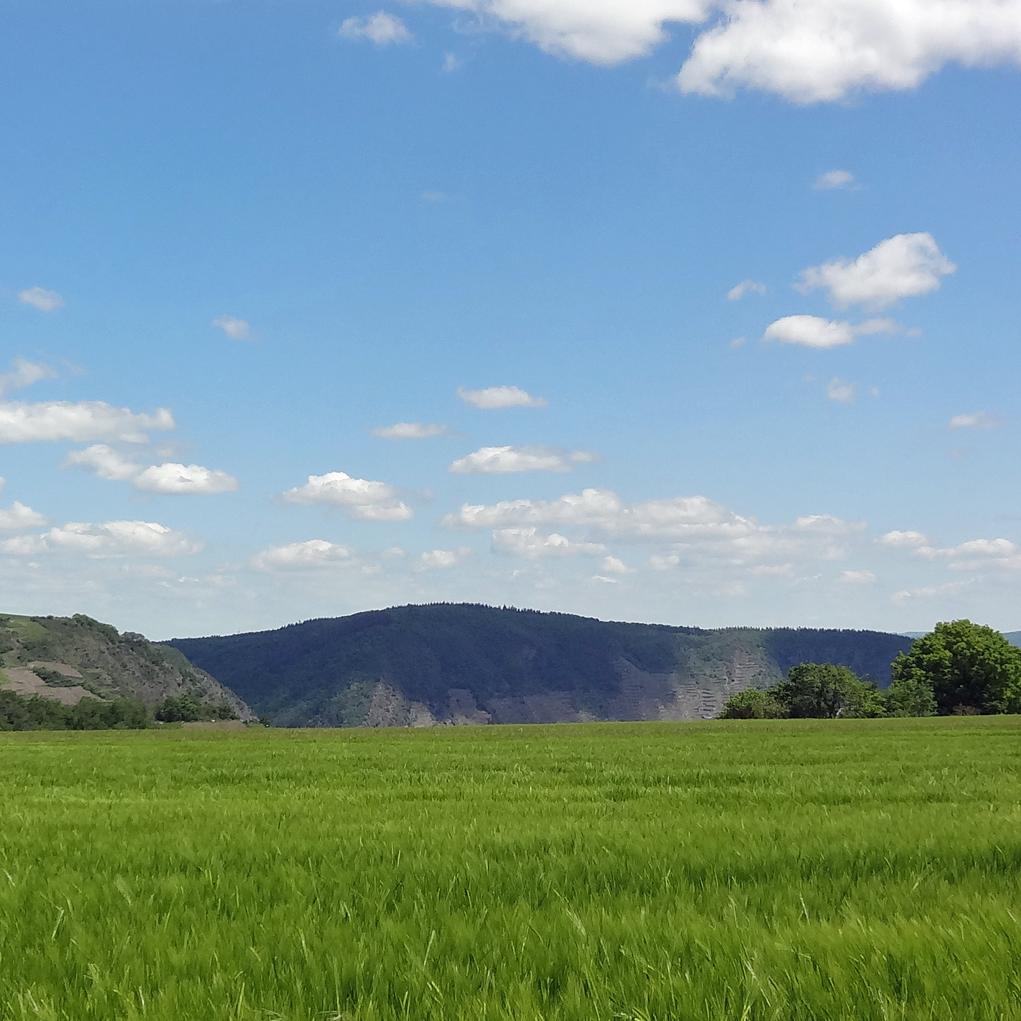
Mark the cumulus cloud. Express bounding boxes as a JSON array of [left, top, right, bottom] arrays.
[[826, 379, 856, 404], [601, 555, 634, 575], [727, 279, 767, 301], [764, 315, 902, 349], [0, 500, 46, 531], [0, 401, 174, 444], [282, 471, 412, 521], [373, 422, 449, 440], [134, 463, 239, 495], [457, 385, 547, 409], [797, 233, 956, 309], [949, 411, 998, 430], [814, 169, 856, 191], [65, 444, 140, 481], [916, 538, 1020, 569], [676, 0, 1021, 104], [0, 521, 200, 558], [450, 445, 594, 474], [878, 530, 930, 549], [0, 359, 55, 396], [339, 11, 412, 45], [65, 446, 238, 494], [252, 539, 354, 571], [491, 527, 606, 558], [18, 287, 63, 312], [212, 315, 252, 341], [418, 547, 471, 570], [427, 0, 713, 64]]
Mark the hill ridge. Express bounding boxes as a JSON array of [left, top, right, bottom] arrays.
[[168, 603, 913, 728]]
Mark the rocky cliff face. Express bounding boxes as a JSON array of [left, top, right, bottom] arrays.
[[0, 613, 254, 719]]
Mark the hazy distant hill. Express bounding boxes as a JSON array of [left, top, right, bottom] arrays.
[[0, 613, 253, 718], [1007, 632, 1021, 649], [169, 604, 913, 728]]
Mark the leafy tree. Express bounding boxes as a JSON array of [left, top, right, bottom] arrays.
[[884, 675, 937, 718], [720, 688, 786, 719], [891, 620, 1021, 715], [771, 662, 885, 719]]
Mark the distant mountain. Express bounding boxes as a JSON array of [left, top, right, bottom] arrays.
[[0, 613, 254, 718], [1007, 632, 1021, 649], [169, 603, 913, 728]]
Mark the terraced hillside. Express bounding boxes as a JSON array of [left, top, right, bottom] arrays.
[[169, 604, 913, 727], [0, 613, 253, 719]]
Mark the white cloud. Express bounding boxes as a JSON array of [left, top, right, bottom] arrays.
[[838, 569, 876, 585], [373, 422, 449, 440], [492, 527, 605, 558], [65, 444, 140, 481], [418, 547, 471, 570], [457, 385, 547, 409], [1, 521, 200, 558], [916, 538, 1019, 568], [212, 315, 252, 341], [826, 378, 856, 404], [252, 539, 354, 571], [600, 555, 633, 575], [66, 446, 238, 494], [765, 316, 855, 349], [892, 580, 972, 605], [814, 169, 856, 191], [427, 0, 713, 64], [0, 401, 174, 445], [727, 279, 767, 301], [878, 530, 930, 549], [0, 359, 55, 396], [18, 287, 64, 312], [798, 233, 956, 309], [0, 501, 46, 531], [282, 471, 412, 521], [764, 315, 903, 349], [442, 52, 463, 72], [677, 0, 1021, 104], [339, 11, 413, 45], [134, 463, 239, 495], [949, 411, 997, 430], [450, 445, 594, 474]]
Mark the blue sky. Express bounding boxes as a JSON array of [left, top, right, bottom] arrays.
[[2, 1, 1020, 638]]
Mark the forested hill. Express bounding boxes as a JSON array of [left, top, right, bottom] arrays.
[[0, 613, 253, 719], [168, 604, 913, 728]]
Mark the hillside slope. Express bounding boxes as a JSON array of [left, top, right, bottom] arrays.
[[169, 604, 913, 727], [0, 613, 254, 719], [1007, 632, 1021, 649]]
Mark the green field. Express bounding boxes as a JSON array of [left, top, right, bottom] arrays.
[[2, 718, 1021, 1020]]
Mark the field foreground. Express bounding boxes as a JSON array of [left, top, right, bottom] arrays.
[[1, 719, 1021, 1020]]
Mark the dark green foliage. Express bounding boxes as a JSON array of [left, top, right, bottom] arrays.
[[773, 663, 886, 719], [722, 663, 886, 720], [885, 675, 938, 717], [155, 694, 237, 723], [169, 603, 913, 727], [891, 620, 1021, 715], [719, 688, 786, 719], [0, 690, 150, 731]]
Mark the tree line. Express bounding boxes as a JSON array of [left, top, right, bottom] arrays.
[[721, 620, 1021, 720], [0, 689, 239, 732]]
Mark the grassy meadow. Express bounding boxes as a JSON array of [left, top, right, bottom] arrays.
[[2, 717, 1021, 1020]]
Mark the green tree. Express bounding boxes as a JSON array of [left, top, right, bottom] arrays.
[[771, 663, 884, 719], [720, 688, 786, 719], [884, 675, 937, 717], [891, 620, 1021, 715]]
